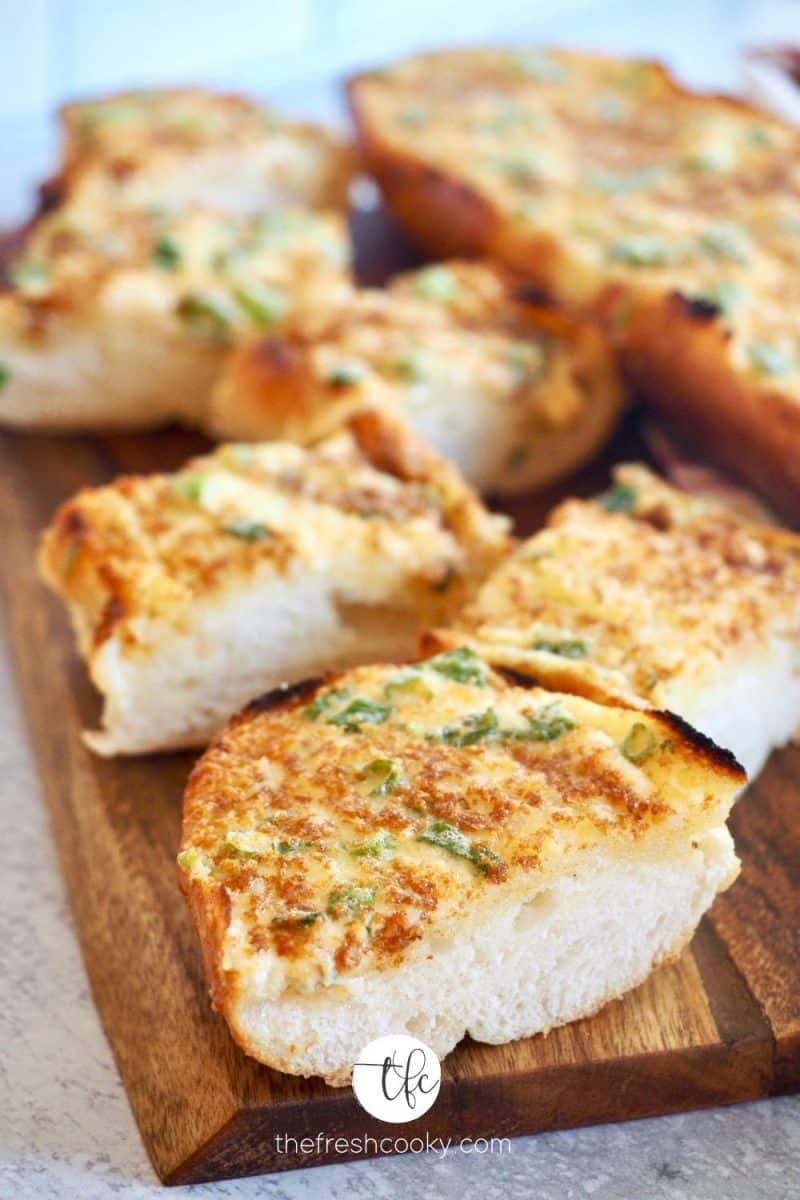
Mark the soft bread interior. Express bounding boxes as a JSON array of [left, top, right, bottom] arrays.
[[85, 575, 429, 755], [0, 309, 222, 431], [226, 826, 738, 1085]]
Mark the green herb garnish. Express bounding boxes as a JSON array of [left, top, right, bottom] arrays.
[[413, 265, 458, 302], [326, 362, 367, 387], [9, 258, 49, 291], [437, 707, 499, 747], [171, 472, 207, 503], [223, 518, 273, 541], [327, 698, 392, 732], [607, 235, 678, 266], [0, 364, 10, 391], [303, 686, 350, 720], [698, 222, 750, 264], [427, 646, 488, 687], [747, 341, 792, 377], [152, 236, 182, 270], [597, 482, 637, 512], [584, 164, 664, 195], [177, 290, 238, 339], [514, 702, 575, 742], [621, 722, 658, 765], [531, 637, 589, 659], [418, 820, 502, 876], [327, 885, 375, 919], [233, 282, 287, 328], [349, 830, 395, 859], [360, 758, 403, 796], [272, 911, 321, 929]]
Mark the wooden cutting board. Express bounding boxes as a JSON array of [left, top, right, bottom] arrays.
[[0, 211, 798, 1186]]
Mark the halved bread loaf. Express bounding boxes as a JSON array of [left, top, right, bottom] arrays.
[[179, 647, 742, 1085], [349, 48, 800, 517], [38, 411, 510, 755], [209, 260, 624, 494], [427, 464, 800, 778], [47, 86, 353, 216], [0, 204, 352, 431]]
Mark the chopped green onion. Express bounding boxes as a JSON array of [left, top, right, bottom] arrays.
[[233, 282, 287, 328], [360, 758, 403, 796], [222, 518, 273, 541], [437, 708, 499, 747], [326, 362, 367, 387], [607, 235, 678, 266], [413, 265, 458, 302], [698, 222, 750, 264], [426, 646, 488, 687], [621, 722, 658, 765], [349, 830, 395, 859], [597, 482, 637, 513], [171, 472, 207, 503], [327, 885, 375, 918], [327, 698, 392, 732], [303, 686, 350, 721], [513, 701, 574, 742], [418, 819, 502, 876], [747, 341, 793, 377], [531, 637, 589, 659], [152, 236, 182, 270], [0, 364, 10, 391], [177, 290, 238, 339]]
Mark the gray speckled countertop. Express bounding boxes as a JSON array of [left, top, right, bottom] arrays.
[[1, 617, 800, 1200]]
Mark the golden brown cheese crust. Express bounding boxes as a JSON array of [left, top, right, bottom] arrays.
[[430, 463, 800, 708], [49, 86, 353, 211], [210, 259, 622, 459], [0, 204, 351, 343], [38, 412, 511, 658], [179, 649, 743, 1002], [349, 48, 800, 517]]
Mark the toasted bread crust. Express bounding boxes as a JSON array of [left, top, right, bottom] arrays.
[[350, 47, 800, 518], [209, 260, 624, 491], [49, 85, 354, 213]]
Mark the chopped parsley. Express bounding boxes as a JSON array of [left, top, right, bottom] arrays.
[[327, 697, 392, 732], [621, 722, 658, 765], [418, 820, 502, 876], [222, 518, 273, 541], [426, 646, 488, 687], [531, 636, 589, 659], [597, 482, 637, 512], [327, 885, 375, 919]]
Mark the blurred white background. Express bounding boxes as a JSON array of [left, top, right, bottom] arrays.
[[0, 0, 797, 224]]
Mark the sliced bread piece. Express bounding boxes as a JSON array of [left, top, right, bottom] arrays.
[[178, 647, 742, 1085], [0, 204, 352, 431], [38, 412, 510, 755], [349, 47, 800, 518], [209, 259, 624, 494], [48, 86, 353, 215], [428, 464, 800, 778]]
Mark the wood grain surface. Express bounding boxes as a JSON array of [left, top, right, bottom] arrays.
[[0, 212, 797, 1185]]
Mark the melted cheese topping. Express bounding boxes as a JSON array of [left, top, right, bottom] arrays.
[[179, 650, 741, 993], [41, 427, 507, 648], [56, 87, 351, 210], [299, 262, 591, 440], [449, 464, 800, 703], [4, 205, 351, 338], [353, 48, 800, 393]]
